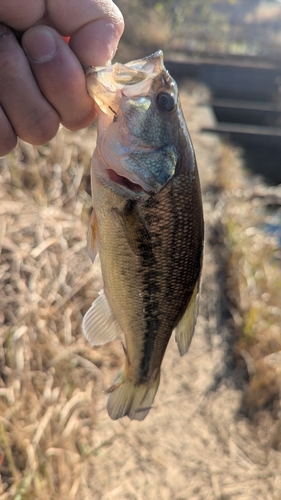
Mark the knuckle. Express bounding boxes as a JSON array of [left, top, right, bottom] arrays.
[[0, 53, 28, 95], [0, 52, 17, 83], [0, 109, 18, 156], [111, 5, 125, 37], [31, 110, 60, 145], [18, 107, 60, 145], [62, 108, 96, 132], [0, 134, 17, 157], [0, 4, 45, 31], [0, 30, 20, 68]]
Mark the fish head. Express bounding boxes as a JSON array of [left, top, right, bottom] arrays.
[[86, 51, 181, 197]]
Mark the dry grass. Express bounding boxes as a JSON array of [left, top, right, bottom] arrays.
[[217, 144, 281, 417], [0, 126, 123, 499], [1, 84, 281, 498]]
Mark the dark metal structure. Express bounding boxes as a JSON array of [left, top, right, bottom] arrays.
[[165, 54, 281, 183]]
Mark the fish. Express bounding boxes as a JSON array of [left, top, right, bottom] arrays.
[[83, 51, 204, 421]]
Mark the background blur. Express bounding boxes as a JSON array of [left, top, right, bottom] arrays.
[[116, 0, 281, 59], [1, 1, 281, 499]]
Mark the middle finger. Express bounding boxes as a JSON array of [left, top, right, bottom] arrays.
[[0, 24, 60, 145]]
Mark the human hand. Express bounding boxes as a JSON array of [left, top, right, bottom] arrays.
[[0, 0, 124, 156]]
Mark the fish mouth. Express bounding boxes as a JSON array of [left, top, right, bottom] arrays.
[[106, 169, 152, 194], [86, 51, 165, 119]]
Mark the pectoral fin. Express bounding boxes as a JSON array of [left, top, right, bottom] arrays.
[[175, 280, 200, 356], [82, 290, 122, 345], [87, 208, 99, 263]]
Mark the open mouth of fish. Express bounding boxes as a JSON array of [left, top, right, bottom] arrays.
[[106, 168, 145, 193]]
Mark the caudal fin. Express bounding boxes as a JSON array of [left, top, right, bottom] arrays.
[[106, 368, 160, 421]]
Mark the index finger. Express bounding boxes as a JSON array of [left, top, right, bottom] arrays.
[[47, 0, 124, 66], [0, 0, 45, 30]]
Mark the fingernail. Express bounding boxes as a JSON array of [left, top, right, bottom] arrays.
[[22, 26, 57, 63]]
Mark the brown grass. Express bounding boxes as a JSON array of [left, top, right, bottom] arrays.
[[1, 82, 281, 498], [0, 126, 124, 499], [217, 143, 281, 417]]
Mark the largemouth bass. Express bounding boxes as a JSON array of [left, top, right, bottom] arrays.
[[83, 51, 204, 421]]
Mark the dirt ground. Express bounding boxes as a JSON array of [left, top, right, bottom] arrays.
[[84, 93, 281, 500], [1, 87, 281, 500]]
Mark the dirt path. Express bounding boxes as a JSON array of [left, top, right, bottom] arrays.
[[85, 92, 281, 500]]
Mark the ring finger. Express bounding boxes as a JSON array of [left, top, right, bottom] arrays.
[[0, 106, 17, 156]]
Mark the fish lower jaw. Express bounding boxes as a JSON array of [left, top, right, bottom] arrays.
[[106, 168, 153, 195]]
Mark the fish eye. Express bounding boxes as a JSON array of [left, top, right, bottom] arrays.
[[156, 92, 175, 112]]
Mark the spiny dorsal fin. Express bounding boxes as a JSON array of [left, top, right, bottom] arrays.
[[175, 279, 200, 356], [106, 368, 160, 421], [87, 208, 99, 263], [82, 290, 122, 345]]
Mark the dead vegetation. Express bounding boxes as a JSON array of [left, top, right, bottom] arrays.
[[217, 143, 281, 418], [0, 126, 124, 499], [1, 86, 281, 498]]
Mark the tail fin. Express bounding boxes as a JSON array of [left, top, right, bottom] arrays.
[[106, 368, 160, 421]]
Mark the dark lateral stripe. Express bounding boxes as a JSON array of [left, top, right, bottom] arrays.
[[138, 199, 161, 380], [116, 198, 159, 379], [139, 249, 160, 377]]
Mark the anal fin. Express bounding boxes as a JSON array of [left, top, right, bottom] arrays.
[[82, 290, 122, 345], [106, 368, 160, 421], [175, 279, 200, 356]]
